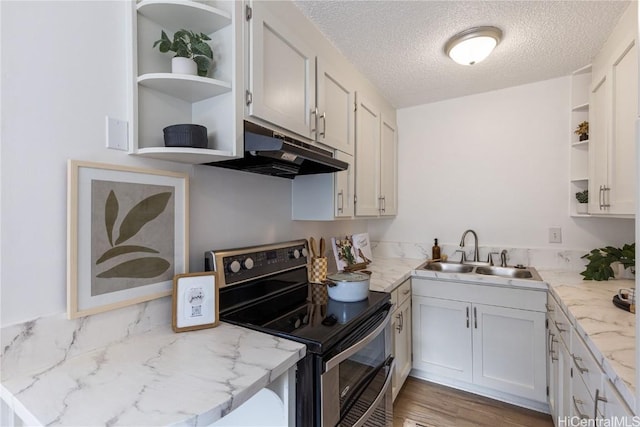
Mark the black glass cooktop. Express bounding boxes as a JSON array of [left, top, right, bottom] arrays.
[[219, 267, 390, 354]]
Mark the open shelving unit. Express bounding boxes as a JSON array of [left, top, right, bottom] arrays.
[[129, 0, 242, 164], [569, 65, 591, 217]]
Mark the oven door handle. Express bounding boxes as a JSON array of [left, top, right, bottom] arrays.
[[348, 358, 395, 427], [325, 308, 393, 371]]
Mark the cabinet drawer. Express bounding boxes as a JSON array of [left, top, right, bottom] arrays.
[[602, 379, 634, 418], [391, 279, 411, 309], [390, 288, 398, 308], [547, 293, 571, 347], [571, 328, 604, 399], [396, 280, 411, 306], [573, 373, 598, 420]]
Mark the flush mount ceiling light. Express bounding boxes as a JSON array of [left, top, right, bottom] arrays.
[[445, 26, 503, 66]]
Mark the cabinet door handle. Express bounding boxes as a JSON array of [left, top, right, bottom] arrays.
[[603, 186, 611, 208], [320, 112, 326, 137], [572, 354, 589, 373], [599, 185, 604, 210], [554, 320, 567, 333], [396, 312, 402, 333], [474, 306, 477, 329], [550, 337, 558, 361], [337, 190, 344, 213], [572, 396, 589, 420], [545, 303, 554, 312], [310, 108, 318, 133], [594, 388, 607, 420], [466, 307, 470, 328]]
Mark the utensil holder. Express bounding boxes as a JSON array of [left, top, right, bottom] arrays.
[[309, 256, 328, 283], [310, 257, 328, 304]]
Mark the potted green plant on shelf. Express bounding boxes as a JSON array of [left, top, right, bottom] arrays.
[[153, 29, 214, 77], [575, 190, 588, 214], [581, 243, 635, 281], [574, 121, 589, 141]]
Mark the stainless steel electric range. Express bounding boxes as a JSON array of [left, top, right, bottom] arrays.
[[205, 240, 394, 427]]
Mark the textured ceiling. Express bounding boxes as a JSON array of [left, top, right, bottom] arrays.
[[293, 1, 631, 108]]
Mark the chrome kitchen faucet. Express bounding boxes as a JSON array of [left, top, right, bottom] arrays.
[[459, 229, 480, 263]]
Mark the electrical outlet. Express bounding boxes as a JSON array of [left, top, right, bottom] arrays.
[[549, 227, 562, 243], [106, 116, 128, 151]]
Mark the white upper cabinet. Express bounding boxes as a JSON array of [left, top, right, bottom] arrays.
[[246, 1, 316, 139], [380, 116, 398, 216], [588, 3, 637, 216], [355, 93, 398, 217], [355, 93, 381, 216], [291, 151, 354, 220], [130, 0, 243, 164], [316, 57, 355, 155]]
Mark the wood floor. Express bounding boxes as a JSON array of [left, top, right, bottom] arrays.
[[393, 377, 554, 427]]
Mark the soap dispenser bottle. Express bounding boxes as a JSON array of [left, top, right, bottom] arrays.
[[432, 238, 441, 261]]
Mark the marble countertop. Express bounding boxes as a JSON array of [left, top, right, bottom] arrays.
[[363, 257, 426, 292], [362, 258, 636, 411], [541, 270, 636, 411], [0, 322, 306, 426]]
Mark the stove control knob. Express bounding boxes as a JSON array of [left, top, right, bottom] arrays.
[[301, 248, 308, 258], [291, 249, 301, 259], [228, 260, 241, 274], [243, 257, 254, 270], [289, 316, 301, 329]]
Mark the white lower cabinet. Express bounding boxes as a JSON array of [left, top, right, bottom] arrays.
[[602, 379, 634, 419], [413, 296, 473, 383], [546, 292, 635, 426], [547, 293, 573, 423], [412, 278, 547, 409], [391, 279, 412, 400], [472, 303, 546, 401]]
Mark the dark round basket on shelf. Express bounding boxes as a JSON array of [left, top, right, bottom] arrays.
[[163, 124, 208, 148]]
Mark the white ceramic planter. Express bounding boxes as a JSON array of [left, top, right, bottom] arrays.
[[576, 203, 588, 214], [172, 57, 197, 75]]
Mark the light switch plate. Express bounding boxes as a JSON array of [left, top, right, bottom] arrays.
[[548, 227, 562, 243], [106, 116, 128, 151]]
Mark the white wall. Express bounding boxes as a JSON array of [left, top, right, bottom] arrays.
[[368, 77, 634, 251], [0, 1, 364, 326]]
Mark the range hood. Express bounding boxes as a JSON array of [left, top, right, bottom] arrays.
[[206, 121, 348, 179]]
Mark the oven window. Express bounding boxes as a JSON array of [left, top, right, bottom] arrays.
[[337, 327, 389, 425], [321, 307, 393, 427], [339, 357, 393, 427]]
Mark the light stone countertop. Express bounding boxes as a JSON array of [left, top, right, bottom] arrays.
[[361, 258, 636, 411], [541, 270, 636, 412], [0, 322, 306, 426], [363, 257, 425, 292], [2, 259, 635, 424]]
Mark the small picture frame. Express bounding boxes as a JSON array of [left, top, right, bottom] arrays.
[[172, 272, 219, 332]]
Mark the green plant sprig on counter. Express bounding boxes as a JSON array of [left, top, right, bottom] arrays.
[[580, 243, 635, 281], [153, 29, 214, 77]]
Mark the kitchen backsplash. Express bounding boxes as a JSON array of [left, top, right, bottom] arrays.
[[371, 240, 590, 272]]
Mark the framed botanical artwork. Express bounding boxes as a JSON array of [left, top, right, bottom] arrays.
[[67, 160, 189, 319], [172, 272, 219, 333]]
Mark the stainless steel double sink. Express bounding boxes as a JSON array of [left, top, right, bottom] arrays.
[[420, 261, 543, 281]]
